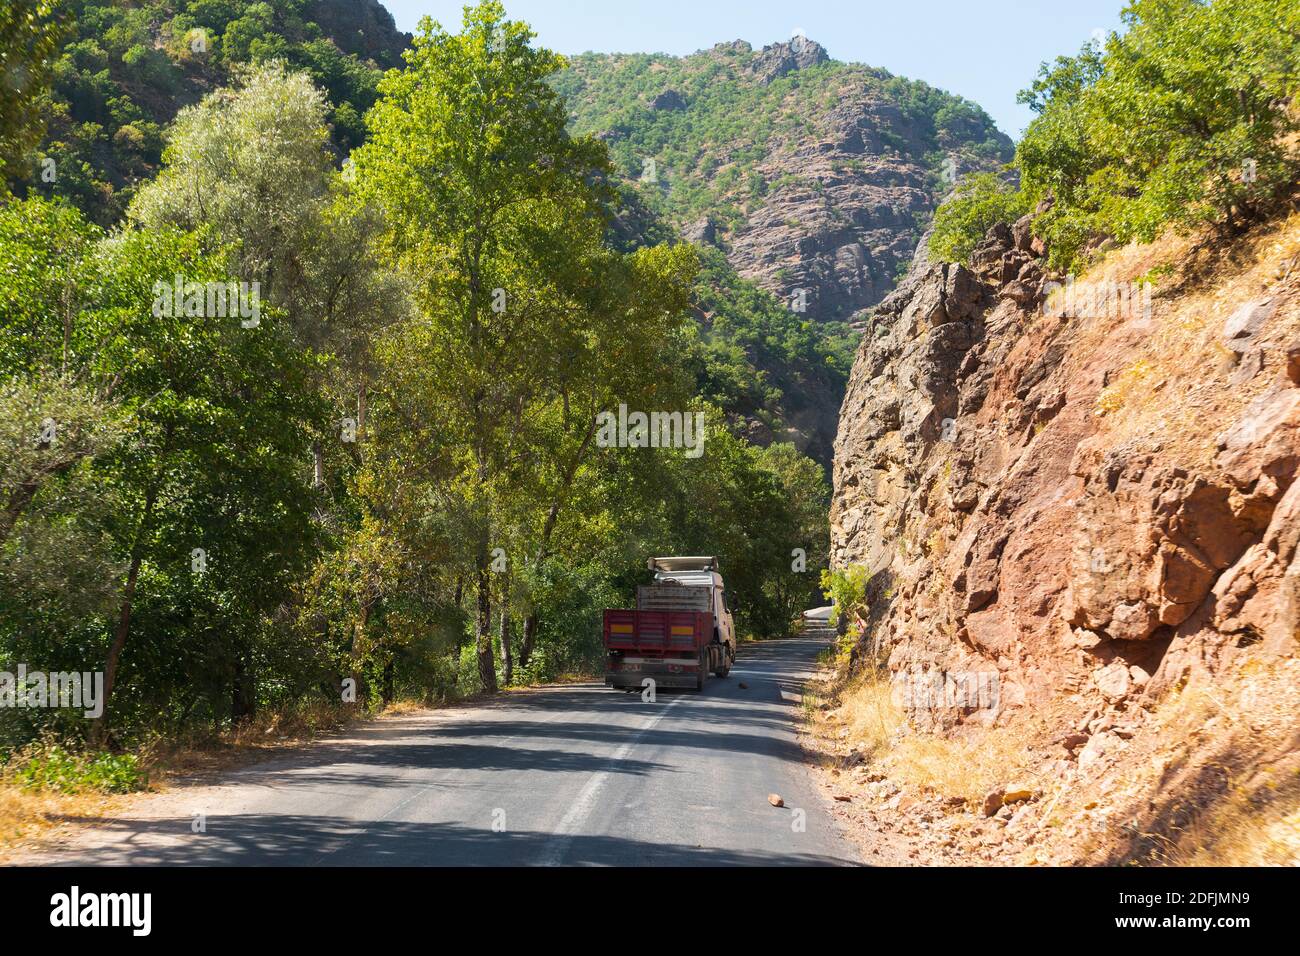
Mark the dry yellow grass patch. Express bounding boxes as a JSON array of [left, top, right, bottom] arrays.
[[378, 699, 431, 715], [818, 666, 1039, 805], [0, 785, 126, 855], [1146, 657, 1300, 866], [1081, 212, 1300, 468], [1175, 793, 1300, 866], [1094, 358, 1155, 417]]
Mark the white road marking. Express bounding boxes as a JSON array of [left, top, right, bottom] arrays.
[[538, 695, 689, 866]]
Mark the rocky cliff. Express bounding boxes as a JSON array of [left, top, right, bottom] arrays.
[[560, 39, 1011, 329], [828, 211, 1300, 862]]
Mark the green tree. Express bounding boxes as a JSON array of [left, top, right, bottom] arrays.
[[354, 2, 690, 692], [1019, 0, 1300, 269], [84, 227, 325, 738], [929, 171, 1032, 265], [0, 194, 327, 740], [127, 61, 405, 713], [0, 1, 66, 186]]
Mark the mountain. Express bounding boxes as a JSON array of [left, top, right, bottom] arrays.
[[557, 36, 1011, 465], [556, 37, 1012, 328]]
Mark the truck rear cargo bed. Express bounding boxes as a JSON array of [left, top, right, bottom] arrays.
[[603, 609, 714, 690]]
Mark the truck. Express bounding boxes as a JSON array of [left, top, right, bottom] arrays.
[[603, 556, 737, 691]]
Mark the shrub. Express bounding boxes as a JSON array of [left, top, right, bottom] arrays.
[[1017, 0, 1300, 271], [5, 745, 146, 794], [820, 564, 873, 650], [929, 171, 1031, 265]]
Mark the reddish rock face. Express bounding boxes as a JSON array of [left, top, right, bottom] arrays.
[[830, 221, 1300, 727]]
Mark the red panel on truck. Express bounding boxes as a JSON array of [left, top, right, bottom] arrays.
[[603, 610, 711, 654]]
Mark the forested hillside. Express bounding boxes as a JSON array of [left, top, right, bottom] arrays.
[[16, 0, 408, 224], [6, 4, 1019, 470], [558, 40, 1011, 313]]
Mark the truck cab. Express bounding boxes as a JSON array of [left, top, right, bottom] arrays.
[[646, 556, 736, 657]]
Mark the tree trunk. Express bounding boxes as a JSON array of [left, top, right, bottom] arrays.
[[519, 613, 538, 669], [499, 604, 513, 687], [94, 485, 158, 745], [498, 563, 514, 685], [475, 557, 497, 693], [231, 654, 255, 724], [351, 600, 369, 708], [95, 551, 142, 745], [357, 378, 368, 437], [382, 657, 395, 706]]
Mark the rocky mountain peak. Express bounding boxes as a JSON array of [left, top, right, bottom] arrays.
[[752, 36, 831, 84], [710, 39, 754, 55]]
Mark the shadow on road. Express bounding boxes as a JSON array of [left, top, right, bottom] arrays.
[[44, 812, 858, 867], [28, 634, 854, 867]]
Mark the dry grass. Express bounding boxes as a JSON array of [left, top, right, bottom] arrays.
[[527, 671, 600, 686], [1081, 211, 1300, 468], [1026, 656, 1300, 866], [377, 699, 430, 715], [1147, 657, 1300, 866], [0, 785, 127, 855], [134, 699, 361, 781], [815, 664, 1039, 806], [1175, 792, 1300, 866]]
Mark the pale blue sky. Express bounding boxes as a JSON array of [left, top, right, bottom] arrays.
[[381, 0, 1129, 138]]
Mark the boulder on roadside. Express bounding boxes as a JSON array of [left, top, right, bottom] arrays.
[[1094, 662, 1132, 702], [1078, 730, 1123, 773]]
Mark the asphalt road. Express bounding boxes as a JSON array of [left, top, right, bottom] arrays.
[[31, 634, 859, 866]]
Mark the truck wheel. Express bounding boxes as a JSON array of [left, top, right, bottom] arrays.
[[696, 652, 706, 691]]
